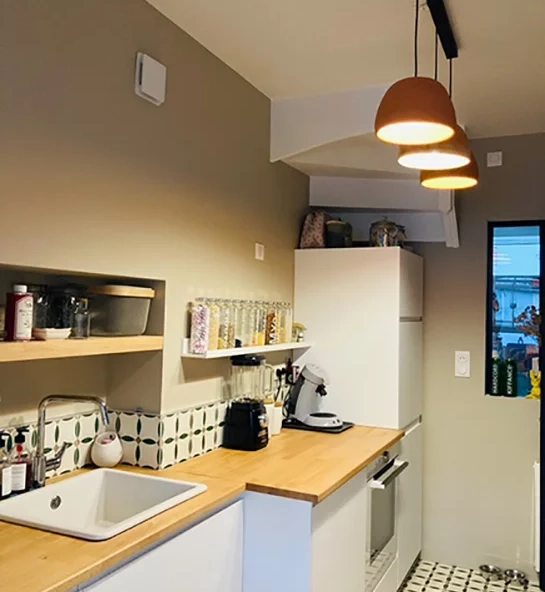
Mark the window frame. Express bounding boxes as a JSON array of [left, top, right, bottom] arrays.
[[485, 220, 545, 397]]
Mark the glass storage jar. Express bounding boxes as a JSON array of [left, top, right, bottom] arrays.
[[285, 303, 293, 344], [246, 301, 255, 346], [71, 297, 90, 339], [265, 302, 279, 345], [218, 299, 229, 350], [253, 301, 266, 346], [28, 284, 49, 330], [219, 299, 236, 349], [236, 300, 252, 347], [189, 298, 210, 354], [369, 218, 401, 247], [233, 300, 241, 347], [277, 302, 288, 344], [207, 298, 221, 351]]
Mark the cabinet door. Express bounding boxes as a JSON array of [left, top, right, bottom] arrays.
[[398, 321, 423, 429], [295, 248, 400, 428], [83, 501, 243, 592], [399, 249, 423, 320], [312, 470, 368, 592], [397, 423, 423, 586]]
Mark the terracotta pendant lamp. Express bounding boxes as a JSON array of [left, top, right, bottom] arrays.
[[421, 152, 479, 189], [398, 124, 471, 169], [397, 44, 470, 170], [374, 2, 457, 146], [418, 58, 480, 190]]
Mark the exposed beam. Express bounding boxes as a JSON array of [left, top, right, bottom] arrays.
[[426, 0, 459, 60]]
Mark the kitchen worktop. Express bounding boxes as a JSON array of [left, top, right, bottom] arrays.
[[182, 425, 404, 504], [0, 425, 402, 592], [0, 470, 245, 592]]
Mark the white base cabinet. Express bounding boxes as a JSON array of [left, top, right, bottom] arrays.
[[75, 451, 416, 592], [244, 470, 369, 592], [312, 470, 369, 592], [397, 423, 423, 586], [82, 501, 243, 592]]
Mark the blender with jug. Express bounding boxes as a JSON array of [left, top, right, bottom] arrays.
[[222, 355, 274, 451]]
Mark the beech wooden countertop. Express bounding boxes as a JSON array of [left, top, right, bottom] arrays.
[[182, 425, 404, 504], [0, 469, 245, 592], [0, 425, 402, 592]]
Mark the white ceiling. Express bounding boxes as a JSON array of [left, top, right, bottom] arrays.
[[147, 0, 545, 140]]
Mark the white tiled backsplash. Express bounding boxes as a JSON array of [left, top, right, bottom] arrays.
[[0, 400, 228, 476]]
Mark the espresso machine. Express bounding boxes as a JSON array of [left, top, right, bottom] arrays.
[[283, 364, 354, 433]]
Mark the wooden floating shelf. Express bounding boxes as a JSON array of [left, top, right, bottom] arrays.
[[0, 335, 164, 363], [181, 340, 312, 359]]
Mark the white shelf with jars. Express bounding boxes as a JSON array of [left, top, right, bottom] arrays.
[[183, 298, 310, 359], [181, 338, 312, 359]]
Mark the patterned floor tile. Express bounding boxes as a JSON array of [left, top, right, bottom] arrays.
[[401, 561, 538, 592]]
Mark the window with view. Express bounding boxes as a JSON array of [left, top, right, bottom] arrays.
[[486, 222, 542, 399]]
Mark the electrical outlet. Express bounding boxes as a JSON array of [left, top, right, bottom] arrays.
[[487, 151, 503, 167], [455, 350, 470, 378], [255, 243, 265, 261]]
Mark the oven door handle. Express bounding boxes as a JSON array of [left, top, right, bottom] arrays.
[[368, 459, 409, 490]]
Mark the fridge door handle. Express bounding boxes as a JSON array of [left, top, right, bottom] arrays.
[[368, 460, 409, 490]]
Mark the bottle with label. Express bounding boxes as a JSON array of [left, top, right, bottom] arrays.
[[0, 432, 12, 499], [11, 427, 32, 493], [4, 284, 34, 342]]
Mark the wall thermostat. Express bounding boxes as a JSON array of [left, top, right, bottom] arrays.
[[135, 52, 167, 106]]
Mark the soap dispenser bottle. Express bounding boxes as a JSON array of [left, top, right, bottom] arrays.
[[0, 431, 13, 499], [11, 427, 32, 493]]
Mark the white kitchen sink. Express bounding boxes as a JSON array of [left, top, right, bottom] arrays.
[[0, 468, 207, 541]]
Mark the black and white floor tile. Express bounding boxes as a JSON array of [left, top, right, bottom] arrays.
[[402, 561, 540, 592]]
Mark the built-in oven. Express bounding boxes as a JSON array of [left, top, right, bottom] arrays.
[[366, 446, 409, 592]]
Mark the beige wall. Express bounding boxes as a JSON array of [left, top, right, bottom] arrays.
[[420, 133, 545, 573], [0, 1, 308, 422]]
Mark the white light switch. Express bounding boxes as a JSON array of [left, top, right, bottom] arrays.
[[455, 351, 470, 378]]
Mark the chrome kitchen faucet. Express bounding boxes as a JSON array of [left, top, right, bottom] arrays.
[[32, 395, 109, 488]]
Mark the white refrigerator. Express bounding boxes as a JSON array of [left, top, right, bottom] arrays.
[[294, 246, 423, 585]]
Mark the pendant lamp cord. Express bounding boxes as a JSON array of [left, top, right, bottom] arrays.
[[434, 33, 439, 80], [449, 58, 453, 98], [414, 0, 420, 77]]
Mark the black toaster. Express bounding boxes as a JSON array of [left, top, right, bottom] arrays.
[[222, 399, 269, 451]]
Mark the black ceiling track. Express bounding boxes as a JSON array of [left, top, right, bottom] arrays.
[[426, 0, 459, 60]]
